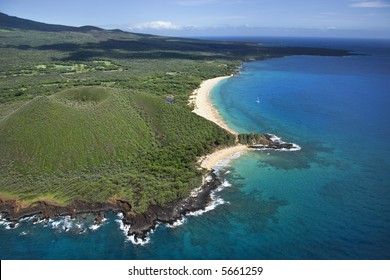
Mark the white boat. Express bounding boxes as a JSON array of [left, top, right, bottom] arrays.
[[256, 97, 260, 103]]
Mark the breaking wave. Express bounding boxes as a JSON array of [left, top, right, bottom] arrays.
[[251, 134, 301, 151], [115, 212, 151, 246], [187, 177, 232, 217]]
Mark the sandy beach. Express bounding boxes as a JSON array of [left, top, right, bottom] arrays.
[[199, 145, 249, 170], [190, 76, 251, 170], [190, 76, 237, 135]]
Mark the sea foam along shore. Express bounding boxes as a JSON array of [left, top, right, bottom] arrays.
[[190, 75, 249, 170], [199, 145, 249, 170], [0, 76, 247, 246]]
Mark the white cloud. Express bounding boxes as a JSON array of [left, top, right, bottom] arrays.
[[129, 21, 182, 30], [350, 1, 390, 8]]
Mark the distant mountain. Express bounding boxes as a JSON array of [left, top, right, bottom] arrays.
[[0, 11, 357, 224], [0, 12, 102, 32]]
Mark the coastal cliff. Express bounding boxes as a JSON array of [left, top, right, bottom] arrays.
[[0, 13, 357, 242], [0, 171, 221, 239]]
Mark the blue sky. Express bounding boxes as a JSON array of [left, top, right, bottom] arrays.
[[1, 0, 390, 38]]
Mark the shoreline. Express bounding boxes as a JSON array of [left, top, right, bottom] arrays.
[[190, 75, 250, 171], [199, 145, 249, 170], [0, 171, 223, 240], [190, 75, 237, 135], [0, 75, 299, 242], [0, 75, 248, 241]]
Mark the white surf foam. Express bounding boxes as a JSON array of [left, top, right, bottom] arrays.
[[19, 216, 34, 223], [113, 176, 234, 244], [269, 134, 281, 143], [116, 214, 133, 241], [115, 215, 130, 232], [0, 214, 7, 225], [221, 179, 232, 187], [50, 216, 74, 231], [252, 145, 301, 152], [34, 218, 46, 224], [214, 152, 246, 169], [51, 220, 62, 229], [187, 197, 226, 217], [43, 218, 53, 227], [165, 216, 187, 228], [5, 222, 19, 229], [75, 222, 87, 234], [187, 178, 232, 217], [127, 234, 150, 246], [88, 216, 107, 231], [89, 224, 100, 231], [115, 213, 154, 246], [63, 216, 73, 231], [252, 134, 301, 152]]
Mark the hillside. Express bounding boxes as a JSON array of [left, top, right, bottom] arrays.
[[0, 86, 234, 212], [0, 12, 102, 32], [0, 13, 356, 219]]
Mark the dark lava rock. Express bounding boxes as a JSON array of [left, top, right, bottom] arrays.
[[124, 171, 222, 239], [94, 212, 105, 225]]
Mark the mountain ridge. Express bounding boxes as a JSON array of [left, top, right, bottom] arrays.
[[0, 12, 359, 238], [0, 12, 103, 32]]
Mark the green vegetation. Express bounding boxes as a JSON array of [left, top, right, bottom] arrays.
[[0, 13, 258, 212], [0, 86, 234, 212], [0, 13, 354, 213], [238, 133, 269, 145], [53, 86, 111, 106]]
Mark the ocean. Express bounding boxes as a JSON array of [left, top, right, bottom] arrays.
[[1, 37, 389, 259]]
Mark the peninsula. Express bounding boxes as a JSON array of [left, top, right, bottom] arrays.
[[0, 13, 357, 238]]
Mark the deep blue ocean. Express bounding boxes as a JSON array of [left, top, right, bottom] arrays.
[[1, 37, 389, 260]]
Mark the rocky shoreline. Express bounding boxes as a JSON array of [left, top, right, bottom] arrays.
[[123, 171, 221, 240], [0, 171, 222, 240], [247, 133, 301, 151], [0, 134, 299, 239]]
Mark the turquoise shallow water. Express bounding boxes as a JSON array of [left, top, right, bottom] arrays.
[[1, 38, 389, 259], [209, 38, 390, 259]]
